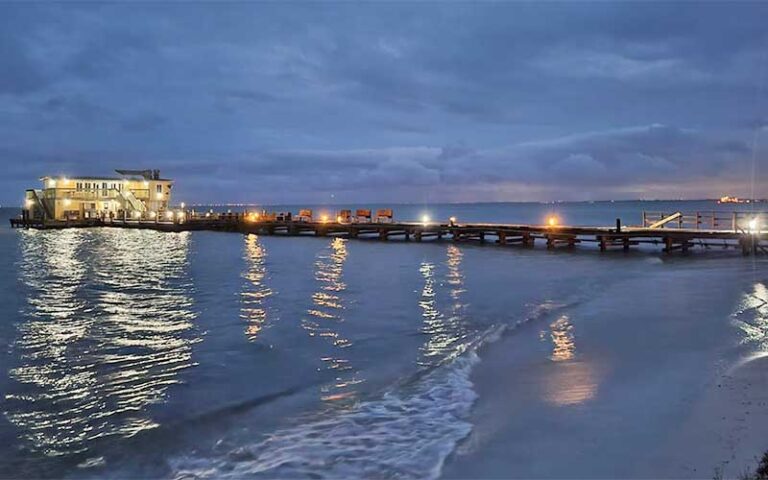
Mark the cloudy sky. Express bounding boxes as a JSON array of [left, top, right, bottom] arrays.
[[1, 2, 767, 205]]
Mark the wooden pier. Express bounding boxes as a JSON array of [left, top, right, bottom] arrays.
[[9, 209, 768, 256]]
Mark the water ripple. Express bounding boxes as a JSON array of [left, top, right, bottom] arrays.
[[5, 229, 198, 457], [240, 234, 273, 340]]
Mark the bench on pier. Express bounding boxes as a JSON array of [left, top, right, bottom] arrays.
[[355, 209, 372, 223], [375, 209, 393, 223], [296, 209, 313, 222]]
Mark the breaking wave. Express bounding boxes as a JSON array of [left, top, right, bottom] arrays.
[[170, 325, 505, 480]]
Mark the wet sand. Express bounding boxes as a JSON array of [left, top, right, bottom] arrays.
[[442, 262, 768, 479]]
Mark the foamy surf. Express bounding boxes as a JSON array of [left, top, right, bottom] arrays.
[[169, 326, 508, 480]]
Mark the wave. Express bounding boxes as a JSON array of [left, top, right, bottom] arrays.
[[169, 325, 505, 480]]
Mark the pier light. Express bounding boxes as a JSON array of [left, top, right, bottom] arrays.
[[748, 217, 760, 234], [336, 215, 343, 223], [205, 212, 211, 218], [421, 214, 431, 225], [321, 214, 329, 223], [547, 216, 559, 227]]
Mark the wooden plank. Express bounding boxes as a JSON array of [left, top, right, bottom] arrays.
[[648, 212, 682, 229]]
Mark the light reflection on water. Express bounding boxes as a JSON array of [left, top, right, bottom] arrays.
[[302, 238, 361, 403], [241, 234, 273, 340], [732, 282, 768, 352], [549, 315, 575, 362], [6, 229, 198, 457], [418, 245, 471, 367], [541, 315, 598, 406]]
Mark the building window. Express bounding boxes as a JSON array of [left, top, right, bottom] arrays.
[[156, 185, 163, 194]]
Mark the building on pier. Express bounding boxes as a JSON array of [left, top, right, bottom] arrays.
[[23, 169, 173, 221]]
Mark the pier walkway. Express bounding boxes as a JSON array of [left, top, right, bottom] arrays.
[[10, 209, 768, 256]]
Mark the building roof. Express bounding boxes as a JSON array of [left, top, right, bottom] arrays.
[[39, 175, 172, 182]]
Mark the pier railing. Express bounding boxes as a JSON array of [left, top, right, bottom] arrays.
[[642, 211, 768, 231]]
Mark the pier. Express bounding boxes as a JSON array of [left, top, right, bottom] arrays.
[[10, 209, 768, 256]]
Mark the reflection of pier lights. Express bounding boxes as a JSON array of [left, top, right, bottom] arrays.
[[304, 238, 358, 403], [8, 229, 196, 455], [418, 244, 468, 365], [542, 315, 599, 406], [241, 234, 272, 340]]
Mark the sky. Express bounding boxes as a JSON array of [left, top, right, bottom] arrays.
[[1, 2, 767, 205]]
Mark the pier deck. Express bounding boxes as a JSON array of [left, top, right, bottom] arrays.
[[10, 211, 768, 256]]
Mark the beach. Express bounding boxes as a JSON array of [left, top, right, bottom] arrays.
[[444, 258, 768, 479]]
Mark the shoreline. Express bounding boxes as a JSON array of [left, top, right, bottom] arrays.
[[442, 264, 768, 478]]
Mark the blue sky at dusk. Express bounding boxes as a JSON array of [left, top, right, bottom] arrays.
[[1, 2, 767, 204]]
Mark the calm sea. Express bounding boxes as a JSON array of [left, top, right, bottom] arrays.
[[0, 201, 766, 478]]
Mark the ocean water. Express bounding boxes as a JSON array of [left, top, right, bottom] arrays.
[[0, 202, 766, 479]]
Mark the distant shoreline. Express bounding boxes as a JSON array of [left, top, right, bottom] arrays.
[[179, 199, 768, 208]]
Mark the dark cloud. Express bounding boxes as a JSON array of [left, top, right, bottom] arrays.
[[0, 2, 765, 204]]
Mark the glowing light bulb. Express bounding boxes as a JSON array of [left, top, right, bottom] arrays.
[[421, 214, 431, 225], [748, 218, 759, 233], [321, 214, 329, 223], [548, 216, 558, 227]]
